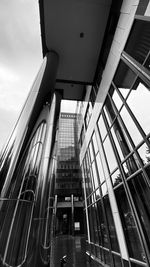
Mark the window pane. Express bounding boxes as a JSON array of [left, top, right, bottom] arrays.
[[115, 186, 146, 262], [128, 174, 150, 251], [138, 142, 150, 166], [122, 154, 139, 178], [97, 199, 109, 248], [92, 161, 99, 189], [111, 126, 124, 161], [127, 80, 150, 135], [103, 136, 118, 173], [104, 194, 120, 252], [113, 61, 136, 95], [98, 115, 107, 140], [110, 86, 123, 110], [111, 169, 122, 187], [120, 106, 142, 145], [104, 97, 117, 126], [92, 133, 98, 155], [89, 142, 94, 162], [125, 19, 150, 66], [96, 153, 105, 184]]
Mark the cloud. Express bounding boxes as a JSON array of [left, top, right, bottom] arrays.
[[0, 0, 43, 148], [0, 64, 30, 112], [0, 0, 42, 76], [0, 107, 18, 150]]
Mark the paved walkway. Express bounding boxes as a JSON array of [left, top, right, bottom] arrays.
[[53, 235, 87, 267]]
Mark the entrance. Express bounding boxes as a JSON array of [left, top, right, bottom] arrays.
[[55, 208, 72, 235]]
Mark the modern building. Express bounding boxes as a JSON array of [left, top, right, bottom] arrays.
[[55, 112, 84, 236], [0, 0, 150, 267]]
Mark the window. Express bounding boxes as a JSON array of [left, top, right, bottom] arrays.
[[125, 19, 150, 69]]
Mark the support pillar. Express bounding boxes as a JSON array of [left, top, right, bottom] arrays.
[[71, 194, 74, 235]]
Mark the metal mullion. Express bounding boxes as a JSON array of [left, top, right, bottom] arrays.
[[135, 15, 150, 22], [108, 92, 150, 184], [95, 126, 115, 265], [105, 95, 150, 256], [95, 122, 130, 262], [121, 52, 150, 85]]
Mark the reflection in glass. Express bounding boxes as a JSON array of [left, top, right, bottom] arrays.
[[120, 106, 142, 145], [103, 136, 118, 173], [111, 169, 122, 187], [115, 186, 146, 262], [98, 115, 107, 140], [101, 182, 107, 197], [111, 127, 124, 161], [92, 161, 99, 189], [113, 60, 136, 95], [97, 199, 109, 249], [96, 153, 105, 184], [138, 143, 150, 166], [104, 194, 120, 253], [105, 94, 133, 160], [125, 19, 150, 67], [88, 206, 96, 244], [0, 122, 46, 266], [89, 142, 94, 162], [122, 154, 139, 177], [104, 96, 117, 126], [110, 86, 123, 110], [92, 133, 98, 155], [127, 80, 150, 135], [128, 173, 150, 252]]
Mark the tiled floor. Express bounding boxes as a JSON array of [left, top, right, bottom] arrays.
[[52, 235, 87, 267]]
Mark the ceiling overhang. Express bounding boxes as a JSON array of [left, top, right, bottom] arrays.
[[39, 0, 112, 100]]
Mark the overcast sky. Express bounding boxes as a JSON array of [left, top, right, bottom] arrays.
[[0, 0, 43, 150]]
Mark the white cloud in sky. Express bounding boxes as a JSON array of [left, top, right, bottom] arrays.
[[0, 0, 42, 150]]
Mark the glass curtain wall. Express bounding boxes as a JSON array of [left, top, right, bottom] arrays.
[[82, 17, 150, 267], [0, 122, 46, 266]]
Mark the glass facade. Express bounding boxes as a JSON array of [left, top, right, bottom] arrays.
[[81, 16, 150, 267], [0, 122, 46, 266], [56, 113, 82, 197]]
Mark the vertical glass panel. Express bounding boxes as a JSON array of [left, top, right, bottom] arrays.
[[88, 206, 96, 244], [120, 106, 142, 145], [103, 136, 118, 173], [127, 80, 150, 135], [112, 254, 122, 267], [104, 194, 120, 252], [125, 19, 150, 67], [0, 199, 33, 267], [109, 86, 123, 110], [111, 169, 122, 187], [115, 186, 146, 262], [91, 203, 100, 245], [97, 199, 109, 249], [138, 142, 150, 165], [104, 96, 117, 126], [92, 161, 99, 189], [92, 133, 98, 155], [144, 53, 150, 71], [101, 182, 107, 197], [104, 249, 111, 265], [85, 154, 93, 195], [89, 142, 94, 162], [113, 61, 136, 96], [96, 153, 105, 184], [111, 126, 124, 161], [128, 173, 150, 252], [95, 188, 101, 199], [122, 154, 139, 178], [98, 115, 107, 140]]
